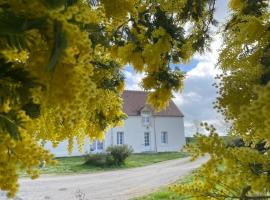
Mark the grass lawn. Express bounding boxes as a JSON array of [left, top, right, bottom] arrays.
[[135, 188, 186, 200], [21, 152, 188, 176], [135, 172, 194, 200]]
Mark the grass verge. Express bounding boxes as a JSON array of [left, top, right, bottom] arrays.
[[135, 172, 194, 200], [21, 152, 188, 176]]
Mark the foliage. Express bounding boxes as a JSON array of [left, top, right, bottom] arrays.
[[106, 145, 133, 165], [172, 0, 270, 199], [84, 153, 114, 167], [137, 189, 186, 200], [85, 145, 133, 166], [85, 145, 133, 167], [0, 0, 216, 197]]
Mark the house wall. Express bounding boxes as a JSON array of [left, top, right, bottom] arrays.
[[105, 116, 155, 153], [154, 116, 185, 152], [104, 116, 185, 153], [44, 138, 91, 157], [44, 116, 185, 156]]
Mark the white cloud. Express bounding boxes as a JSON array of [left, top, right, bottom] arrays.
[[187, 61, 220, 78], [124, 70, 144, 90], [193, 34, 222, 64], [215, 0, 230, 23]]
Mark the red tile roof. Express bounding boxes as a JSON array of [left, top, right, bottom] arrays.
[[122, 90, 184, 117]]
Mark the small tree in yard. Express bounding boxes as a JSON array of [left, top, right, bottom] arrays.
[[106, 145, 133, 165]]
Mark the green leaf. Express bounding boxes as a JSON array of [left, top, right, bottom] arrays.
[[42, 0, 66, 8], [65, 0, 79, 8], [0, 112, 21, 139], [43, 0, 79, 9], [78, 23, 110, 48], [0, 11, 46, 50], [22, 103, 41, 119], [0, 58, 39, 103], [47, 20, 67, 72]]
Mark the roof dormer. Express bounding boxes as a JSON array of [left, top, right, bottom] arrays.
[[140, 106, 152, 126]]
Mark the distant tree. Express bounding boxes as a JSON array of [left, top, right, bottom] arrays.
[[193, 119, 202, 134]]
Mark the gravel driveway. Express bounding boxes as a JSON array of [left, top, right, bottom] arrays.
[[1, 156, 208, 200]]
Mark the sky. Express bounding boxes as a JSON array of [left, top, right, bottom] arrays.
[[124, 0, 230, 136]]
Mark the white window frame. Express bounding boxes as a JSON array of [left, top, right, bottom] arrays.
[[90, 140, 104, 151], [117, 132, 124, 145], [161, 131, 168, 144], [144, 132, 150, 146], [97, 140, 104, 150], [90, 141, 96, 151], [142, 116, 150, 125]]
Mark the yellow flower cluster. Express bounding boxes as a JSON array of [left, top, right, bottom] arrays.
[[147, 88, 172, 111], [114, 27, 184, 110], [143, 28, 173, 71], [0, 0, 125, 197], [158, 0, 187, 12], [229, 0, 245, 11], [101, 0, 135, 20], [115, 27, 173, 72], [173, 124, 270, 199], [0, 125, 55, 197], [1, 49, 29, 63], [235, 83, 270, 146]]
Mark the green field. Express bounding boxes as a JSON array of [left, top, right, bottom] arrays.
[[21, 152, 188, 176]]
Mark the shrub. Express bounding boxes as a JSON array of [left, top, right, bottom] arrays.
[[106, 145, 133, 165], [84, 153, 113, 167]]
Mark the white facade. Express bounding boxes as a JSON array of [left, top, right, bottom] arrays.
[[45, 115, 185, 156], [97, 115, 185, 153]]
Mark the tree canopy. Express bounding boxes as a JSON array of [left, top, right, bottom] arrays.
[[0, 0, 269, 199]]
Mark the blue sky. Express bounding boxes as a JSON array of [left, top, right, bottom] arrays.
[[124, 0, 229, 136]]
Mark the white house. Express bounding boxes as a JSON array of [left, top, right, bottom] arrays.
[[45, 90, 185, 156]]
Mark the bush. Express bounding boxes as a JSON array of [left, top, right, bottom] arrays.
[[84, 153, 113, 167], [84, 145, 133, 167], [106, 145, 133, 165]]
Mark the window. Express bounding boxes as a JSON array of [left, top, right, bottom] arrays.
[[90, 140, 104, 151], [97, 141, 103, 150], [90, 141, 96, 151], [144, 132, 150, 146], [117, 132, 124, 145], [161, 132, 168, 144], [142, 116, 150, 125]]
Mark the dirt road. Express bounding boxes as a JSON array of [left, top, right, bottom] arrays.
[[1, 156, 208, 200]]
